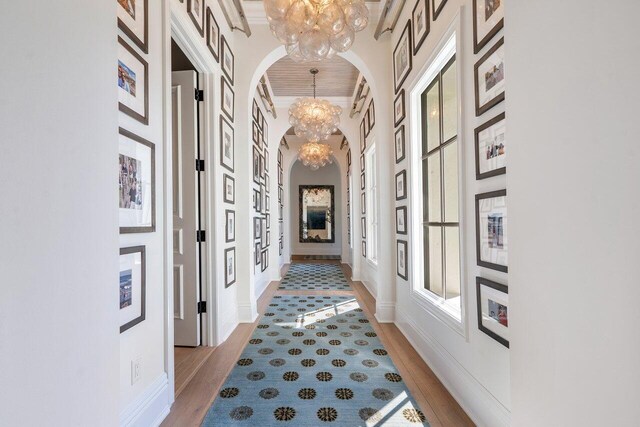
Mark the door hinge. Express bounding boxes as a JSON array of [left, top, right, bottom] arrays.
[[196, 230, 206, 242], [197, 301, 207, 314], [195, 159, 205, 172], [195, 89, 204, 102]]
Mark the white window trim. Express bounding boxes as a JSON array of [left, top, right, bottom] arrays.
[[407, 10, 468, 338], [365, 142, 379, 267]]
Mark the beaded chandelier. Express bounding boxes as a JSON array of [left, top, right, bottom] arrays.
[[289, 69, 342, 143], [263, 0, 369, 62], [298, 141, 334, 170]]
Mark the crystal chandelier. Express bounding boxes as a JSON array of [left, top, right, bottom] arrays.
[[298, 141, 334, 170], [264, 0, 369, 62], [289, 69, 342, 143]]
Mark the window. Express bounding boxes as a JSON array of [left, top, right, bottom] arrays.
[[366, 144, 378, 264], [420, 55, 461, 307]]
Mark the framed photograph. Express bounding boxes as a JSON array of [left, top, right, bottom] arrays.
[[394, 90, 406, 127], [266, 213, 271, 229], [360, 154, 365, 172], [361, 217, 366, 239], [206, 7, 220, 62], [224, 247, 236, 288], [223, 174, 235, 204], [475, 189, 508, 272], [473, 0, 504, 54], [221, 77, 234, 122], [476, 277, 509, 348], [261, 217, 268, 249], [264, 150, 270, 172], [254, 217, 261, 241], [396, 206, 407, 235], [393, 21, 413, 94], [265, 194, 270, 211], [254, 189, 261, 212], [119, 128, 155, 233], [225, 209, 235, 243], [475, 112, 506, 180], [368, 100, 375, 129], [395, 125, 406, 163], [118, 36, 149, 125], [252, 100, 259, 122], [120, 246, 146, 333], [266, 230, 271, 246], [253, 146, 261, 185], [347, 149, 352, 167], [361, 193, 366, 214], [364, 108, 371, 137], [474, 37, 505, 116], [412, 0, 430, 54], [397, 240, 408, 280], [362, 240, 367, 258], [395, 170, 407, 200], [432, 0, 448, 20], [255, 242, 261, 265], [187, 0, 205, 36], [257, 108, 264, 131], [360, 119, 366, 153], [261, 250, 268, 271], [252, 121, 260, 145], [117, 0, 148, 54], [221, 35, 234, 85], [220, 116, 234, 172], [260, 184, 266, 214], [360, 172, 365, 191], [263, 122, 269, 150], [278, 149, 283, 165], [279, 239, 283, 256]]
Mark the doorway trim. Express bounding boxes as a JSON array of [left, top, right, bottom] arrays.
[[162, 0, 222, 405]]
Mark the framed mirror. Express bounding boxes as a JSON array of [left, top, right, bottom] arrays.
[[299, 185, 335, 243]]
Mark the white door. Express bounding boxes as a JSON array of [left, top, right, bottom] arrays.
[[172, 70, 203, 347]]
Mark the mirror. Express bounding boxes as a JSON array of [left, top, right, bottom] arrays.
[[299, 185, 335, 243]]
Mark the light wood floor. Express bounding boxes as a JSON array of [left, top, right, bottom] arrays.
[[174, 346, 215, 398], [161, 261, 474, 427]]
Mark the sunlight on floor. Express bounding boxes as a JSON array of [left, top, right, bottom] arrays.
[[272, 298, 359, 329], [364, 391, 426, 426]]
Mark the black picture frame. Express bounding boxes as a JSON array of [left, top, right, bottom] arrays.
[[206, 7, 220, 62], [225, 209, 235, 243], [253, 188, 261, 212], [360, 119, 366, 153], [252, 121, 260, 145], [261, 250, 268, 272], [473, 0, 504, 54], [395, 125, 406, 163], [255, 242, 261, 265], [476, 277, 509, 348], [299, 185, 335, 243], [220, 115, 234, 172], [119, 128, 156, 234], [118, 36, 149, 125], [393, 20, 413, 94], [394, 89, 406, 127], [347, 149, 352, 166], [432, 0, 448, 20], [360, 172, 366, 191], [360, 192, 366, 214], [412, 0, 430, 55], [254, 217, 261, 241], [362, 240, 367, 258], [252, 100, 259, 123], [475, 189, 508, 272], [397, 239, 408, 280], [221, 76, 234, 122], [361, 217, 366, 239], [475, 112, 506, 180], [117, 0, 148, 54], [396, 206, 407, 235], [187, 0, 205, 36], [253, 145, 261, 185], [119, 246, 146, 333], [360, 154, 365, 172], [474, 37, 505, 116], [368, 99, 375, 129], [223, 174, 235, 204], [224, 247, 236, 288], [395, 170, 407, 200], [221, 35, 234, 85]]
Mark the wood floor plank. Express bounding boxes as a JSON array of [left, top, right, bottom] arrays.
[[162, 261, 474, 427]]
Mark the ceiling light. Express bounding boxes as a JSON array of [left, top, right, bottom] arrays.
[[289, 69, 342, 143], [298, 141, 334, 170], [264, 0, 369, 62]]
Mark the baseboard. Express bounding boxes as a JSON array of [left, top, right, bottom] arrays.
[[374, 301, 395, 323], [395, 312, 511, 427], [238, 302, 258, 323], [120, 373, 170, 427], [254, 275, 270, 299]]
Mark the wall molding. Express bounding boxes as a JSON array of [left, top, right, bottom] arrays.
[[238, 302, 259, 323], [360, 279, 377, 299], [119, 373, 170, 427], [395, 311, 511, 427], [374, 301, 395, 323], [254, 275, 270, 299]]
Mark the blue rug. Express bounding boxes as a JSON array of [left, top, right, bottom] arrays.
[[202, 295, 429, 426], [279, 263, 351, 291]]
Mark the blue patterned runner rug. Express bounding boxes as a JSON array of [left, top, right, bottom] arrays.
[[279, 263, 351, 291], [202, 295, 429, 426]]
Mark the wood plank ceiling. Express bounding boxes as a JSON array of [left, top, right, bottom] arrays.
[[266, 55, 360, 98]]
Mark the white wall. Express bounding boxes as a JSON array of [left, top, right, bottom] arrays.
[[0, 1, 120, 426], [507, 1, 640, 425], [389, 2, 510, 426], [290, 161, 343, 256]]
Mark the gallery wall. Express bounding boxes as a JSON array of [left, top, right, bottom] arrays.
[[0, 1, 120, 425], [388, 1, 510, 425]]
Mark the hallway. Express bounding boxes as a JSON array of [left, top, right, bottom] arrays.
[[162, 262, 473, 426]]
